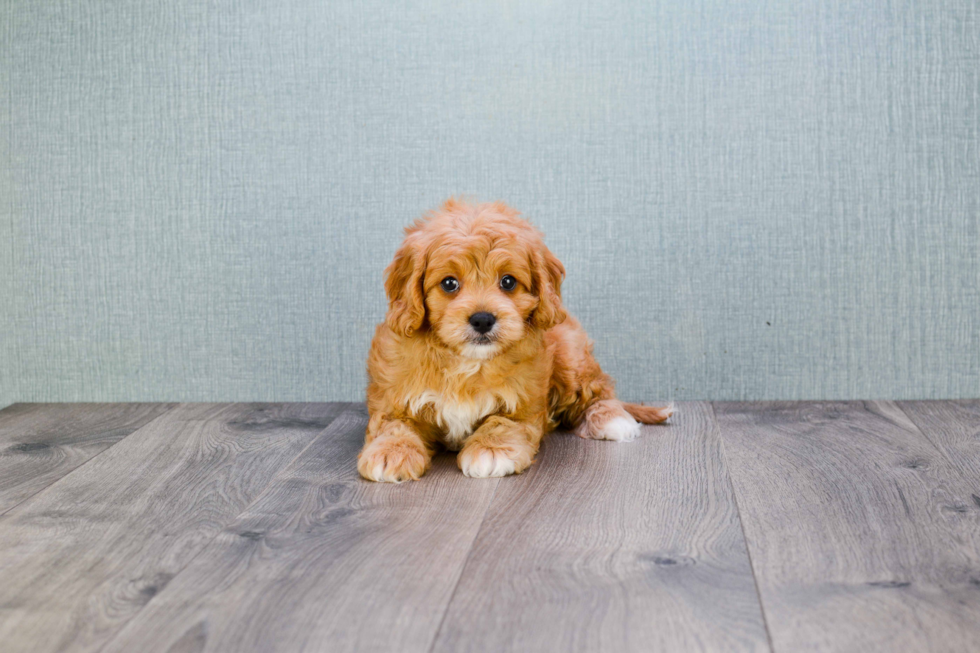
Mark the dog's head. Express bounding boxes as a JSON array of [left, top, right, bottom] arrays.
[[384, 199, 566, 359]]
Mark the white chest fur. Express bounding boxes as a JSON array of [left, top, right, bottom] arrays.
[[406, 390, 513, 450]]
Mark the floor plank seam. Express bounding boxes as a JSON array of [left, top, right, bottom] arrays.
[[711, 402, 777, 653], [426, 476, 503, 653], [0, 404, 180, 519], [92, 403, 354, 653]]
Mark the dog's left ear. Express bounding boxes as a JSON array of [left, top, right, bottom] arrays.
[[531, 245, 567, 329], [384, 229, 428, 337]]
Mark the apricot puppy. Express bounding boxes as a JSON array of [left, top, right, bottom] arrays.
[[358, 199, 672, 482]]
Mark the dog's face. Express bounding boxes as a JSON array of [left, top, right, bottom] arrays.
[[384, 200, 566, 359], [423, 237, 539, 360]]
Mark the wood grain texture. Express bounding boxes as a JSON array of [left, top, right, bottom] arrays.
[[5, 401, 979, 653], [0, 403, 177, 514], [715, 401, 980, 653], [101, 407, 502, 653], [898, 400, 980, 485], [431, 401, 771, 653], [0, 402, 346, 653]]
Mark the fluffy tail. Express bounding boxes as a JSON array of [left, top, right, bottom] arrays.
[[622, 402, 674, 424]]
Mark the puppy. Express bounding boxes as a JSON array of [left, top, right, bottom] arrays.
[[358, 199, 672, 482]]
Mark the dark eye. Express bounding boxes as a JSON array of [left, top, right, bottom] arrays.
[[500, 275, 517, 291], [440, 277, 459, 293]]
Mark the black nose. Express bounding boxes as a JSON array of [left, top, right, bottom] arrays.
[[469, 312, 496, 334]]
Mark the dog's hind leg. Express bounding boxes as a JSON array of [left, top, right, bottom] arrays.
[[574, 399, 673, 442], [546, 317, 673, 441], [621, 401, 673, 424], [574, 399, 635, 442]]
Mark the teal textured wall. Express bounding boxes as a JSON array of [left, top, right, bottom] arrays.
[[1, 1, 978, 405]]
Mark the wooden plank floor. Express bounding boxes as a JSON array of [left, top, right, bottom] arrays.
[[0, 401, 977, 653]]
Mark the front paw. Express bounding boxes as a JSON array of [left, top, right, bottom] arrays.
[[358, 437, 429, 483], [457, 443, 529, 478]]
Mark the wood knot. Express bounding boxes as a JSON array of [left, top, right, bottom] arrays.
[[638, 553, 696, 568], [943, 504, 969, 514], [10, 442, 51, 453], [867, 580, 910, 589]]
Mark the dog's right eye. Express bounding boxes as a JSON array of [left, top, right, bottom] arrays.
[[440, 277, 459, 293]]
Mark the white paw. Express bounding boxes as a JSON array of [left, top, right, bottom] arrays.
[[592, 416, 641, 442], [357, 438, 427, 483], [458, 447, 518, 478]]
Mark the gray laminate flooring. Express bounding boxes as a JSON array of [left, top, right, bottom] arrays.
[[0, 401, 977, 652]]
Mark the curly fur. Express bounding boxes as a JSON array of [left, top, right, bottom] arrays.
[[358, 199, 672, 482]]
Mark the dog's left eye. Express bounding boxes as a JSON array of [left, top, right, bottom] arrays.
[[440, 277, 459, 293], [500, 275, 517, 291]]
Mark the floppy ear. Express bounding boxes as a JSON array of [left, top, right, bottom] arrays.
[[530, 244, 567, 329], [384, 232, 427, 337]]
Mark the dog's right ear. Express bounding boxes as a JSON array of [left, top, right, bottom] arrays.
[[384, 228, 427, 337]]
